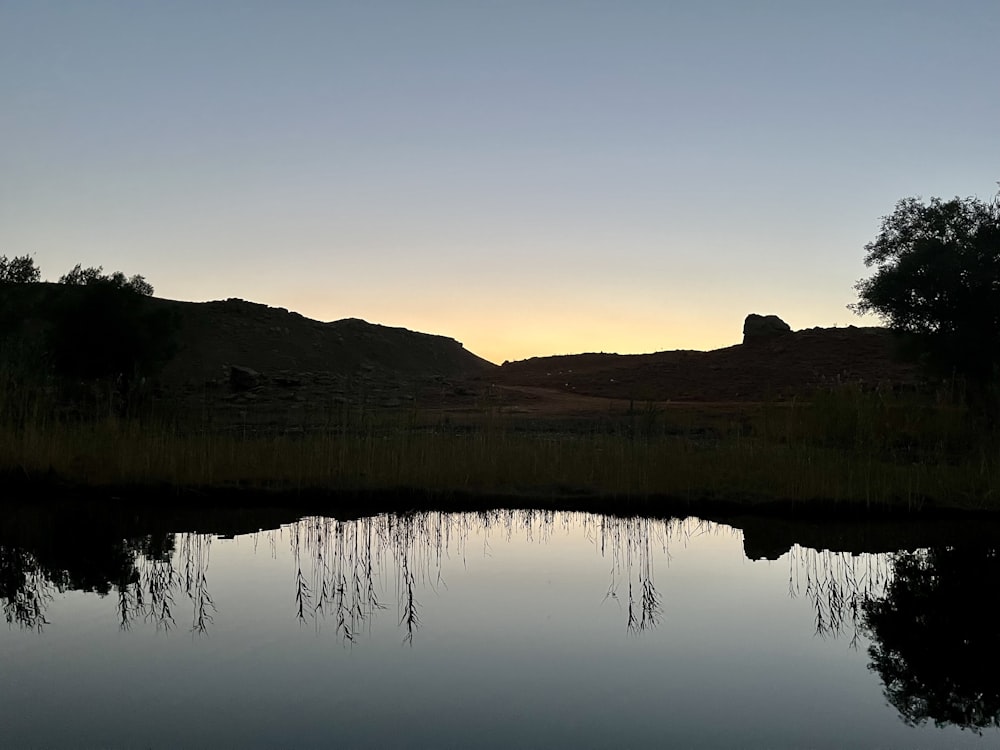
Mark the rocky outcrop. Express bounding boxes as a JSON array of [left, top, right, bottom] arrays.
[[743, 314, 792, 343]]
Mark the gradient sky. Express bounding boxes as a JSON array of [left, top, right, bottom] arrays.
[[2, 1, 997, 364]]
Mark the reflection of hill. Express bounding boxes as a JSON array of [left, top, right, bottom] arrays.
[[8, 501, 1000, 734], [0, 502, 897, 647], [0, 503, 737, 636], [8, 495, 996, 714], [0, 499, 304, 631], [0, 504, 172, 596], [738, 515, 1000, 560], [863, 546, 1000, 733]]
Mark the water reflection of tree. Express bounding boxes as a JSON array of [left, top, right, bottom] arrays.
[[288, 512, 454, 645], [109, 534, 214, 634], [281, 511, 727, 642], [862, 546, 1000, 734], [0, 532, 177, 632], [786, 546, 890, 645], [180, 534, 215, 635], [0, 547, 59, 631], [114, 536, 175, 632], [596, 516, 668, 633], [290, 516, 385, 643]]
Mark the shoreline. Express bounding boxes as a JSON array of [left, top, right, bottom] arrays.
[[6, 470, 998, 521], [6, 477, 1000, 561]]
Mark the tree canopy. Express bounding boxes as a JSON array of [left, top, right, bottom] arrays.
[[852, 192, 1000, 405], [59, 264, 154, 296], [0, 254, 41, 284], [0, 256, 175, 417]]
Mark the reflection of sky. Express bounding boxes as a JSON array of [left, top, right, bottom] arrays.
[[2, 2, 998, 363], [0, 512, 991, 748]]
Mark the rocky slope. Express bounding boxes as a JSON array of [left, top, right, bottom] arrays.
[[493, 326, 917, 402], [153, 296, 496, 386], [3, 284, 919, 414]]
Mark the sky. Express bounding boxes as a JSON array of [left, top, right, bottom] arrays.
[[2, 1, 998, 365]]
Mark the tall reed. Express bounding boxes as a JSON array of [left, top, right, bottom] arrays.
[[2, 377, 997, 510]]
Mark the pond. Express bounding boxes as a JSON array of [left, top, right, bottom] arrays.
[[1, 501, 998, 749]]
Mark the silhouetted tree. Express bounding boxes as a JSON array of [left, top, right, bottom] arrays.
[[0, 254, 40, 284], [851, 192, 1000, 417], [862, 547, 1000, 733], [59, 264, 154, 296], [47, 278, 177, 405]]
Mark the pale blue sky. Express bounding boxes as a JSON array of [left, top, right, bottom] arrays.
[[2, 1, 997, 363]]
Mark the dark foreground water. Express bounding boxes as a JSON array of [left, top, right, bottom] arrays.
[[1, 502, 998, 749]]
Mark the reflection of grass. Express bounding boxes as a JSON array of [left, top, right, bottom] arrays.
[[1, 375, 998, 511]]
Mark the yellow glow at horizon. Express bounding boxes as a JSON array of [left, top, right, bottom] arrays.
[[159, 267, 875, 366], [290, 295, 745, 365]]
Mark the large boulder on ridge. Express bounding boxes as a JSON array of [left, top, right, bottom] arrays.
[[743, 313, 792, 343]]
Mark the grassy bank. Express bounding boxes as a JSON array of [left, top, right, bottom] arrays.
[[2, 377, 998, 513]]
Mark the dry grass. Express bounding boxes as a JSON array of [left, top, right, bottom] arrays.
[[2, 379, 998, 512]]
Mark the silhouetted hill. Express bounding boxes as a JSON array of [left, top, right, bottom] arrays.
[[0, 284, 496, 386], [494, 326, 917, 402], [153, 297, 496, 385], [3, 284, 919, 410]]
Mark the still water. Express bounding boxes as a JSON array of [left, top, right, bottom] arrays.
[[1, 503, 997, 749]]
